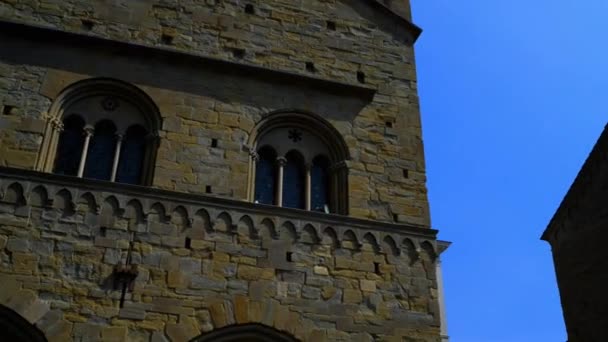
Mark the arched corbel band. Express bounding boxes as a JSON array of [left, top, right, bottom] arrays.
[[36, 78, 162, 186], [247, 110, 350, 215]]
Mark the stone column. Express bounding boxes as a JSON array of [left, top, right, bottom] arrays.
[[436, 241, 451, 342], [110, 134, 124, 182], [248, 150, 259, 202], [305, 163, 312, 211], [45, 117, 64, 172], [77, 126, 95, 178], [39, 115, 65, 172], [276, 156, 287, 207]]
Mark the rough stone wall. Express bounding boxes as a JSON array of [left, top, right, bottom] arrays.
[[551, 220, 608, 342], [543, 125, 608, 341], [0, 0, 429, 226], [0, 174, 440, 341]]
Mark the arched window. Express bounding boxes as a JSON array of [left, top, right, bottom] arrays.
[[311, 155, 330, 212], [116, 125, 148, 184], [37, 78, 161, 186], [283, 150, 306, 209], [0, 305, 47, 342], [191, 323, 300, 342], [247, 111, 350, 214], [53, 115, 85, 176], [84, 120, 117, 181], [254, 146, 277, 205]]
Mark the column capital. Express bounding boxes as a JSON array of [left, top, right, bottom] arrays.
[[276, 156, 288, 167], [54, 121, 64, 132], [83, 125, 95, 137], [49, 116, 63, 130], [249, 150, 259, 162]]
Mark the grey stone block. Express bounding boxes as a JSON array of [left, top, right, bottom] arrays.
[[119, 304, 147, 320], [190, 275, 227, 291]]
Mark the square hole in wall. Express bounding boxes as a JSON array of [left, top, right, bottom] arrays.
[[326, 20, 336, 31], [205, 185, 212, 194], [402, 169, 409, 178], [185, 237, 192, 249], [211, 138, 218, 148], [232, 48, 246, 59], [385, 121, 393, 128], [286, 252, 293, 262], [245, 4, 255, 14], [393, 214, 399, 222], [161, 34, 174, 45], [2, 105, 15, 115], [305, 62, 316, 73], [374, 262, 381, 274], [100, 227, 107, 237], [81, 19, 94, 31], [357, 71, 366, 84]]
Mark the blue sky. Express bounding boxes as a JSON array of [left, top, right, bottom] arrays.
[[412, 0, 608, 341]]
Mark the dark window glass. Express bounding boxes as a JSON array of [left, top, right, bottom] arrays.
[[84, 120, 117, 181], [311, 155, 330, 212], [116, 125, 147, 185], [254, 146, 277, 205], [283, 150, 305, 209], [54, 115, 85, 176]]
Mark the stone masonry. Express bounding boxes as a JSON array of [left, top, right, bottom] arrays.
[[543, 123, 608, 342], [0, 0, 428, 224], [0, 0, 447, 341], [0, 169, 440, 341]]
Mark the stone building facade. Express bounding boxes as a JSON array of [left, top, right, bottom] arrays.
[[0, 0, 449, 341], [543, 124, 608, 342]]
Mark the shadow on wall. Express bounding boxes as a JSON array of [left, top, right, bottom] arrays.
[[0, 33, 370, 124], [341, 0, 414, 45]]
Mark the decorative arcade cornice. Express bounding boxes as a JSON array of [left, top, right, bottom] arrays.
[[0, 167, 438, 253]]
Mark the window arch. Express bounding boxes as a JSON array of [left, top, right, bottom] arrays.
[[254, 146, 278, 205], [248, 110, 350, 214], [191, 323, 300, 342], [282, 150, 306, 209], [53, 114, 85, 176], [37, 78, 161, 186], [0, 305, 47, 342], [311, 155, 330, 212]]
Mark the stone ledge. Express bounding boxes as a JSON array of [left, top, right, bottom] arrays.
[[0, 167, 437, 241], [0, 20, 377, 102], [367, 0, 423, 41]]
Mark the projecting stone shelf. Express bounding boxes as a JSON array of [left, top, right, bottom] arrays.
[[0, 167, 436, 251], [0, 20, 377, 101]]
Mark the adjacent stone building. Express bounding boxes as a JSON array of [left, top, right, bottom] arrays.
[[543, 124, 608, 342], [0, 0, 449, 341]]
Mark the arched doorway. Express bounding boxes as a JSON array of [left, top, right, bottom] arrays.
[[0, 305, 47, 342], [190, 323, 300, 342]]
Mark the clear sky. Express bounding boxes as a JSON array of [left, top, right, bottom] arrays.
[[411, 0, 608, 341]]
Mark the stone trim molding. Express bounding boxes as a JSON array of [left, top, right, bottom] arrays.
[[367, 0, 423, 41], [0, 20, 377, 101], [192, 323, 299, 342], [0, 166, 437, 246], [0, 275, 65, 341]]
